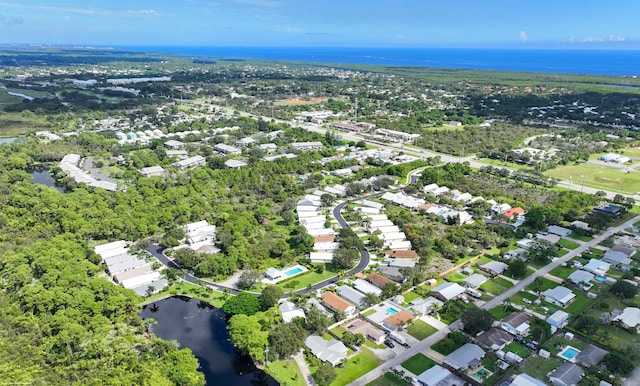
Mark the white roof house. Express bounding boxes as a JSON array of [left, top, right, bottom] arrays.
[[416, 364, 464, 386], [309, 252, 334, 263], [225, 159, 248, 168], [568, 270, 594, 286], [546, 310, 570, 328], [615, 307, 640, 329], [480, 261, 508, 275], [583, 259, 610, 276], [464, 274, 488, 288], [431, 282, 466, 301], [214, 143, 242, 155], [542, 286, 576, 307], [279, 301, 306, 323], [173, 155, 206, 169], [361, 200, 385, 209], [509, 374, 547, 386], [352, 279, 382, 297], [292, 142, 323, 151], [138, 165, 167, 177], [444, 343, 485, 371], [337, 285, 365, 306], [305, 335, 347, 366]]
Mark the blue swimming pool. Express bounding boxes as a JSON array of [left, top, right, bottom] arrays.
[[387, 307, 398, 315], [285, 267, 303, 277], [559, 346, 580, 360], [596, 276, 606, 282]]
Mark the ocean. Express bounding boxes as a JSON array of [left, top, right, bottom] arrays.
[[120, 46, 640, 77]]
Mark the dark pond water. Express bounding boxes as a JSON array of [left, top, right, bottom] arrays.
[[140, 296, 278, 386], [29, 167, 65, 193]]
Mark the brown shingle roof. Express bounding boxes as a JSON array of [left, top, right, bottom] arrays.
[[383, 310, 414, 327], [384, 249, 417, 258], [322, 291, 353, 311], [367, 273, 392, 289], [314, 235, 336, 243]]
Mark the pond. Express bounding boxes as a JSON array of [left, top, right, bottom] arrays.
[[29, 167, 66, 193], [140, 296, 277, 386], [0, 137, 19, 144]]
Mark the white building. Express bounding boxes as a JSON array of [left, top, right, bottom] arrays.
[[173, 155, 206, 169], [138, 166, 167, 177]]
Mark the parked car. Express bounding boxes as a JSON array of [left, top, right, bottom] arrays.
[[384, 340, 395, 348], [523, 298, 532, 304]]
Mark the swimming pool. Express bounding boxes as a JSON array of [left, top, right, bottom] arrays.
[[285, 267, 304, 277], [387, 307, 399, 315], [596, 276, 606, 282], [558, 346, 580, 362], [471, 368, 491, 381]]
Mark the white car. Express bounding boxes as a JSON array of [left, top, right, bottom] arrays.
[[523, 298, 533, 305]]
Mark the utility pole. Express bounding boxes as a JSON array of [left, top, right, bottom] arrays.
[[265, 345, 269, 365], [354, 96, 358, 123]]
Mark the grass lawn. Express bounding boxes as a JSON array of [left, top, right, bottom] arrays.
[[403, 291, 422, 303], [545, 162, 640, 194], [264, 360, 306, 386], [549, 265, 575, 279], [504, 342, 531, 358], [476, 157, 532, 170], [277, 269, 338, 291], [363, 339, 386, 350], [520, 357, 562, 380], [366, 372, 409, 386], [159, 281, 226, 307], [564, 292, 593, 315], [432, 336, 466, 356], [558, 238, 581, 250], [331, 326, 346, 337], [331, 347, 380, 386], [480, 277, 514, 295], [621, 146, 640, 158], [406, 320, 438, 341], [526, 277, 558, 292], [488, 306, 517, 321], [401, 353, 436, 375], [444, 272, 467, 284], [571, 233, 594, 242], [362, 309, 377, 317]]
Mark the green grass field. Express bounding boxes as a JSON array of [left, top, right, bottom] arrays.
[[549, 265, 575, 280], [519, 357, 562, 380], [331, 347, 380, 386], [265, 360, 306, 386], [545, 162, 640, 194], [401, 353, 436, 375], [277, 268, 338, 292], [504, 342, 531, 358], [406, 320, 438, 341], [621, 147, 640, 158], [558, 238, 581, 250], [366, 373, 407, 386], [480, 277, 514, 296]]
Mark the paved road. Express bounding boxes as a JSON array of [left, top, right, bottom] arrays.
[[349, 214, 640, 385]]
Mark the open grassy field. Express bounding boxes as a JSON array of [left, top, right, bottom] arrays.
[[366, 373, 407, 386], [480, 277, 514, 296], [475, 157, 532, 170], [265, 360, 306, 386], [558, 238, 581, 250], [548, 265, 574, 279], [401, 353, 436, 375], [545, 162, 640, 194], [277, 268, 338, 292], [519, 357, 563, 380], [406, 320, 438, 340], [0, 113, 51, 137], [275, 97, 328, 106], [620, 147, 640, 158], [331, 347, 380, 386]]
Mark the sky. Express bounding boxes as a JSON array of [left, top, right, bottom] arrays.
[[1, 0, 639, 49]]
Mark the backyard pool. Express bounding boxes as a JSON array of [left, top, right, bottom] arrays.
[[285, 267, 304, 277], [558, 346, 581, 362], [471, 368, 492, 382], [596, 276, 606, 282], [387, 307, 399, 315]]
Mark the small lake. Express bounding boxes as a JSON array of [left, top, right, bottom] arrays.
[[29, 167, 65, 193], [0, 137, 19, 144], [140, 296, 278, 386]]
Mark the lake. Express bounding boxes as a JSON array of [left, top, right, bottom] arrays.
[[29, 167, 65, 193], [139, 296, 278, 386]]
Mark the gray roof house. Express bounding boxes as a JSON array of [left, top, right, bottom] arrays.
[[444, 343, 485, 371], [480, 260, 508, 275], [464, 273, 488, 288], [431, 282, 466, 302], [509, 374, 547, 386], [567, 270, 594, 286], [542, 286, 576, 307], [548, 363, 583, 386], [602, 251, 632, 270], [500, 312, 531, 336], [475, 327, 514, 351], [336, 285, 365, 307], [576, 344, 608, 367], [548, 225, 572, 237], [416, 364, 465, 386], [305, 335, 348, 366]]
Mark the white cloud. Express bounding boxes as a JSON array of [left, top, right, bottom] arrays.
[[570, 34, 626, 43], [520, 30, 527, 42], [0, 2, 157, 17]]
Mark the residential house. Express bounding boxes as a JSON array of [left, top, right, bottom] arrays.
[[567, 270, 594, 286], [611, 244, 635, 257], [503, 207, 525, 219], [336, 285, 365, 307], [409, 297, 443, 316], [549, 363, 583, 386], [537, 233, 560, 245], [164, 139, 185, 149], [264, 267, 284, 281], [367, 273, 392, 289], [602, 251, 632, 271], [517, 238, 536, 250], [509, 374, 547, 386], [504, 248, 528, 260], [594, 204, 623, 216], [214, 143, 242, 155], [235, 137, 256, 147], [305, 298, 332, 317], [415, 365, 465, 386], [382, 310, 414, 331], [258, 143, 278, 153], [547, 310, 570, 328], [570, 221, 590, 230], [291, 141, 323, 151], [583, 259, 610, 276], [378, 266, 405, 283], [305, 335, 347, 366], [542, 286, 576, 307], [431, 282, 466, 302], [138, 165, 167, 177], [614, 307, 640, 330], [444, 343, 485, 371], [352, 279, 383, 297], [480, 261, 508, 276], [279, 301, 305, 323], [576, 344, 608, 367], [173, 155, 206, 169], [464, 273, 488, 288], [548, 225, 572, 237], [475, 327, 514, 351], [384, 249, 417, 259], [322, 292, 356, 317], [344, 319, 385, 344], [224, 159, 248, 168], [501, 312, 531, 336]]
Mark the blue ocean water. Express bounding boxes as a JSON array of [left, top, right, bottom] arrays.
[[120, 46, 640, 76]]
